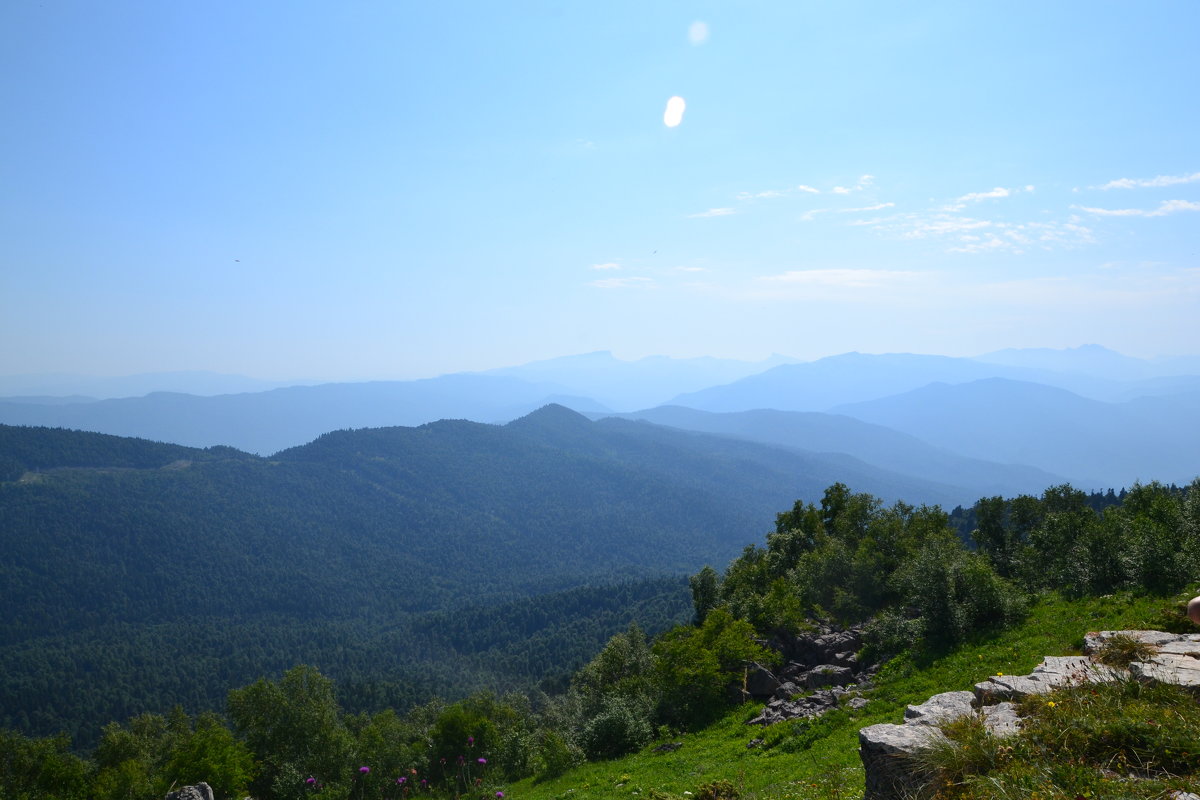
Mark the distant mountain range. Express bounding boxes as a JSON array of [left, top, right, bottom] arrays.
[[481, 350, 800, 410], [0, 370, 321, 399], [973, 344, 1200, 382], [598, 406, 1067, 499], [667, 350, 1194, 411], [0, 374, 593, 456], [829, 378, 1200, 488], [0, 345, 1196, 488]]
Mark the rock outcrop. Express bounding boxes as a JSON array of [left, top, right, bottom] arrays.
[[859, 630, 1200, 800], [165, 784, 214, 800], [745, 624, 874, 725]]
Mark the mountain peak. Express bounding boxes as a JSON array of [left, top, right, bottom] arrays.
[[506, 403, 592, 430]]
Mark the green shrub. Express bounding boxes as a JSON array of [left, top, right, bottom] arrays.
[[578, 696, 653, 760], [694, 778, 740, 800]]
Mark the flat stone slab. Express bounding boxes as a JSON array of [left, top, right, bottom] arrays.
[[1129, 653, 1200, 688], [1083, 629, 1184, 653], [973, 673, 1051, 701], [1158, 640, 1200, 657], [904, 690, 976, 726], [1034, 655, 1126, 684]]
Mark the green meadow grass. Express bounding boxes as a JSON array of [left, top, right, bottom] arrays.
[[510, 589, 1198, 800]]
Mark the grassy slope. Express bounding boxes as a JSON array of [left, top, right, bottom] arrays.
[[511, 590, 1197, 800]]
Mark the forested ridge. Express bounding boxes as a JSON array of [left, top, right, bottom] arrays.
[[1, 406, 943, 744], [1, 417, 1198, 800], [2, 474, 1197, 800]]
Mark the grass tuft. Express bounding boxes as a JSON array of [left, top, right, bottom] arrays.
[[1092, 632, 1157, 668]]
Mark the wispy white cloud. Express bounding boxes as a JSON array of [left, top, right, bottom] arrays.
[[675, 266, 708, 273], [1097, 171, 1200, 190], [830, 175, 875, 195], [1074, 199, 1200, 217], [689, 207, 735, 218], [941, 185, 1033, 212], [863, 211, 1093, 254], [802, 202, 894, 221], [688, 20, 709, 45], [735, 182, 825, 200], [590, 262, 621, 270], [956, 187, 1010, 203], [588, 276, 654, 289]]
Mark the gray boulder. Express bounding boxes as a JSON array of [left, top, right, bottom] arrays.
[[859, 723, 943, 800], [803, 664, 854, 689], [166, 785, 214, 800], [744, 662, 780, 699]]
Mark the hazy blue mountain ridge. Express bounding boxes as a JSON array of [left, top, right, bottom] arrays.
[[830, 378, 1200, 488], [667, 351, 1173, 412], [481, 350, 799, 410], [2, 347, 1195, 489], [0, 374, 593, 455], [973, 344, 1200, 381], [600, 405, 1068, 499], [0, 370, 319, 399]]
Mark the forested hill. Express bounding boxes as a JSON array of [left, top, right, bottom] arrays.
[[0, 407, 961, 743], [0, 424, 252, 480], [1, 407, 964, 639]]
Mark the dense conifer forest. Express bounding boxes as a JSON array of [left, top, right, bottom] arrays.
[[2, 443, 1197, 799]]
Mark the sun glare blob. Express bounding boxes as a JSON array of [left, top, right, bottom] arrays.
[[663, 96, 686, 128], [688, 21, 709, 45]]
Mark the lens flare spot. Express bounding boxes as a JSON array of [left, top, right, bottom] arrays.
[[663, 96, 686, 128]]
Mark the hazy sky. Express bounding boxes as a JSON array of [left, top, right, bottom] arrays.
[[2, 1, 1198, 380]]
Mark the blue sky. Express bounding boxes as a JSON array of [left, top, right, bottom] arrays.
[[2, 1, 1198, 380]]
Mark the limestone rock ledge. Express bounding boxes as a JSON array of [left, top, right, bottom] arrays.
[[858, 630, 1200, 800]]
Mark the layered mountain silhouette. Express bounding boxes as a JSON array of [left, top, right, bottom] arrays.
[[830, 378, 1200, 488], [600, 406, 1066, 498], [1, 346, 1195, 488]]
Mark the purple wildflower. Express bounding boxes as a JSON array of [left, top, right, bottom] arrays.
[[477, 757, 487, 765], [306, 777, 316, 785], [496, 792, 505, 798], [397, 777, 406, 785], [467, 735, 475, 746], [359, 766, 370, 774]]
